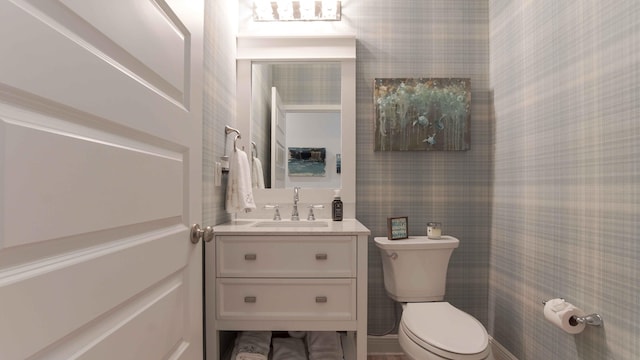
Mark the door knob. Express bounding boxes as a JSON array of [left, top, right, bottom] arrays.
[[190, 224, 213, 244]]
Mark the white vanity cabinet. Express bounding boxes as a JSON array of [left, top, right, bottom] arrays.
[[206, 220, 370, 360]]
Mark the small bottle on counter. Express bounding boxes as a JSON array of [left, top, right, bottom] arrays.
[[332, 189, 343, 221]]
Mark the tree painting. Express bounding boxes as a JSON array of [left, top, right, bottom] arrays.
[[374, 78, 470, 151]]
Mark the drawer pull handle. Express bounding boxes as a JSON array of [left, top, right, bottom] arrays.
[[244, 296, 257, 303], [315, 253, 328, 260], [315, 296, 328, 303], [244, 254, 257, 261]]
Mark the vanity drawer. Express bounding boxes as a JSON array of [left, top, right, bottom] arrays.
[[216, 278, 356, 321], [216, 235, 356, 277]]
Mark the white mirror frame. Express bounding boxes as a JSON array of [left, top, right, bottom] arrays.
[[236, 35, 356, 218]]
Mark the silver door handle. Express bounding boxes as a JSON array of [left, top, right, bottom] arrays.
[[244, 296, 257, 303], [315, 253, 328, 260], [244, 254, 257, 260], [190, 224, 213, 244], [315, 296, 327, 303]]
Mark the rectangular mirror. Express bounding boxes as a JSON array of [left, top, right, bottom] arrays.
[[236, 35, 356, 217], [251, 61, 341, 189]]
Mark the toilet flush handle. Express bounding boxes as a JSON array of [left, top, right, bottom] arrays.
[[386, 252, 398, 260]]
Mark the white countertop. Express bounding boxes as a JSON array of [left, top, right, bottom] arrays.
[[212, 218, 370, 235]]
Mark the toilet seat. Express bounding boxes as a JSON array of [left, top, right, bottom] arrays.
[[401, 302, 490, 360]]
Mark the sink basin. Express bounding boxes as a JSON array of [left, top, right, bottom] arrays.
[[252, 221, 329, 228]]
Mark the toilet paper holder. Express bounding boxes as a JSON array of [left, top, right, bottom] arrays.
[[542, 298, 603, 326]]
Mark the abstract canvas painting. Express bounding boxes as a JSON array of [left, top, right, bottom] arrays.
[[374, 78, 471, 151], [288, 147, 326, 176]]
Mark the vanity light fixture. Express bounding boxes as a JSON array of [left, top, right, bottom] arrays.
[[252, 1, 341, 21]]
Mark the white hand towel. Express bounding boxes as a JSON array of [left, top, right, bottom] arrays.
[[271, 337, 307, 360], [252, 156, 265, 189], [306, 331, 344, 360], [234, 331, 271, 360], [226, 149, 256, 213]]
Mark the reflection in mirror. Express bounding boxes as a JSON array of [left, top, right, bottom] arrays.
[[236, 35, 356, 217], [250, 62, 341, 189]]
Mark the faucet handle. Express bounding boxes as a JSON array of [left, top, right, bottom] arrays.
[[307, 204, 325, 221], [264, 204, 281, 220]]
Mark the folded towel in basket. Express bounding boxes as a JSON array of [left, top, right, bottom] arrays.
[[234, 331, 271, 360], [306, 331, 344, 360], [287, 331, 307, 339], [271, 337, 307, 360]]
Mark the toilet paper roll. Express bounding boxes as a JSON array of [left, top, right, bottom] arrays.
[[543, 298, 586, 334]]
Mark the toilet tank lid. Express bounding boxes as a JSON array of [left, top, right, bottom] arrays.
[[374, 236, 459, 250]]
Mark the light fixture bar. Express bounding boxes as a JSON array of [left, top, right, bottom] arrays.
[[253, 1, 342, 21]]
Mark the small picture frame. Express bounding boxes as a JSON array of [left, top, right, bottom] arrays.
[[387, 216, 409, 240]]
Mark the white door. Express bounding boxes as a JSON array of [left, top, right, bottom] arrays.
[[0, 1, 203, 359], [271, 86, 286, 188]]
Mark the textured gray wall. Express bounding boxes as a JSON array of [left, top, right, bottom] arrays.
[[203, 1, 238, 356], [489, 2, 640, 359], [208, 2, 639, 358], [351, 1, 492, 334], [233, 0, 492, 338], [203, 0, 237, 227]]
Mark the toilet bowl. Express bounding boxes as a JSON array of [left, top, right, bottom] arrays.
[[398, 302, 493, 360], [373, 236, 493, 360]]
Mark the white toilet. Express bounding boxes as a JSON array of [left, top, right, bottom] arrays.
[[374, 236, 494, 360]]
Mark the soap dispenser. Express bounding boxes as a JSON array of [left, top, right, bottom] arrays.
[[332, 189, 343, 221]]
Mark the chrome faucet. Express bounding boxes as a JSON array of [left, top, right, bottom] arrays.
[[291, 187, 300, 220]]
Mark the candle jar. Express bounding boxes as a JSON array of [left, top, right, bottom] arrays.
[[427, 222, 442, 239]]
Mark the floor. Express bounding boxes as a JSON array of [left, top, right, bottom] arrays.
[[367, 354, 409, 360]]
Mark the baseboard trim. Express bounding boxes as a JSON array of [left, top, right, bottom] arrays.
[[489, 337, 518, 360], [367, 335, 518, 360], [367, 334, 403, 354]]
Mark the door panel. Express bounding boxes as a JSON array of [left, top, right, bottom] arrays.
[[271, 86, 286, 188], [0, 1, 203, 359], [0, 0, 191, 132], [59, 0, 188, 95], [2, 228, 186, 359], [2, 116, 183, 247]]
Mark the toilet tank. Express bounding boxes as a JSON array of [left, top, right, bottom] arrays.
[[374, 236, 459, 302]]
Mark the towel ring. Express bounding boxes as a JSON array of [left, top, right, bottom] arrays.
[[233, 133, 241, 152], [251, 141, 258, 158], [224, 125, 242, 152], [224, 125, 240, 136], [221, 125, 242, 172]]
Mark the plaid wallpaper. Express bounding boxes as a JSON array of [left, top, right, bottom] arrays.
[[203, 0, 237, 227], [208, 2, 639, 358], [232, 0, 492, 341], [350, 0, 492, 335], [272, 63, 342, 105], [490, 2, 640, 359]]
